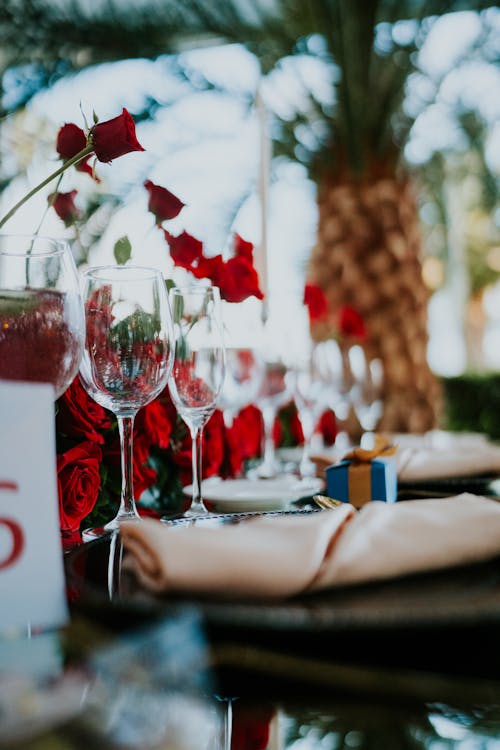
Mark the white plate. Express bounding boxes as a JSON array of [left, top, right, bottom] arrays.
[[182, 476, 324, 513]]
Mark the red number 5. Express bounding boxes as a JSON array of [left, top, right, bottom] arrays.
[[0, 518, 24, 570]]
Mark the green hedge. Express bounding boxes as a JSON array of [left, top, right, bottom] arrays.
[[442, 374, 500, 440]]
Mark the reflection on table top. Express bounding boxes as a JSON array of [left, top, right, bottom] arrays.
[[7, 465, 500, 749], [2, 613, 500, 749]]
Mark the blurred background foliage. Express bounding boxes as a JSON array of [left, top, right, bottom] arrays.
[[0, 0, 499, 432]]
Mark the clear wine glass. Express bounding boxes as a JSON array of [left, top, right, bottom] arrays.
[[219, 347, 264, 428], [168, 285, 225, 516], [348, 344, 384, 445], [79, 265, 174, 539], [0, 234, 84, 397], [287, 346, 329, 479], [252, 360, 290, 479], [314, 338, 355, 452]]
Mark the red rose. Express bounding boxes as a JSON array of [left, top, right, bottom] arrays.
[[164, 230, 203, 269], [91, 108, 145, 162], [217, 257, 264, 303], [232, 405, 263, 460], [338, 305, 366, 340], [133, 436, 158, 498], [222, 423, 244, 478], [290, 407, 305, 444], [56, 123, 87, 160], [190, 253, 225, 284], [233, 233, 253, 260], [103, 434, 157, 500], [317, 409, 337, 445], [135, 398, 172, 450], [49, 190, 80, 226], [171, 409, 228, 488], [56, 376, 111, 444], [171, 432, 192, 487], [144, 180, 184, 224], [167, 227, 264, 304], [231, 705, 274, 750], [57, 441, 102, 532], [202, 409, 227, 478], [304, 283, 328, 323]]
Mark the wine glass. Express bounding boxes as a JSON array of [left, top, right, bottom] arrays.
[[314, 338, 355, 452], [79, 265, 174, 539], [252, 360, 290, 479], [348, 344, 384, 445], [168, 285, 225, 516], [219, 347, 264, 428], [0, 234, 84, 397], [287, 347, 329, 479]]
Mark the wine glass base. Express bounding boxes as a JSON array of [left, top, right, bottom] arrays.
[[81, 525, 115, 542], [247, 461, 283, 480], [82, 514, 141, 542], [182, 505, 210, 519]]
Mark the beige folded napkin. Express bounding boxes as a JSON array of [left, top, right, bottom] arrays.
[[120, 494, 500, 599], [397, 433, 500, 482]]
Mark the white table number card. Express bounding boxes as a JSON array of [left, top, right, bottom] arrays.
[[0, 381, 68, 632]]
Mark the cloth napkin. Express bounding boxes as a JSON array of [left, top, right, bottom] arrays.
[[120, 493, 500, 599], [396, 431, 500, 482]]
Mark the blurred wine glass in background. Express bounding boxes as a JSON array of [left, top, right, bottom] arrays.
[[253, 359, 290, 478], [219, 347, 264, 428], [348, 344, 384, 446], [314, 338, 355, 452], [287, 347, 329, 479]]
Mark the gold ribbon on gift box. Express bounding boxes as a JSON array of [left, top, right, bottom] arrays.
[[343, 435, 397, 508]]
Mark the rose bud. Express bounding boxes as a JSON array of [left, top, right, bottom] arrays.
[[91, 107, 145, 162], [56, 123, 87, 160], [144, 180, 184, 224], [48, 190, 80, 226]]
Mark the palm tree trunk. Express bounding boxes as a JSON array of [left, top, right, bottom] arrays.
[[308, 171, 442, 434]]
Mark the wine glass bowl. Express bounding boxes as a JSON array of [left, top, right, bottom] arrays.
[[219, 347, 264, 427], [288, 353, 329, 479], [168, 285, 225, 516], [0, 234, 84, 398], [348, 345, 384, 437], [253, 360, 290, 479], [79, 265, 174, 537], [313, 339, 355, 451]]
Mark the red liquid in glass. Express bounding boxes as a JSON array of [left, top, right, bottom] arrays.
[[0, 289, 81, 397]]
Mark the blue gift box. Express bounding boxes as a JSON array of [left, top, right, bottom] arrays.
[[326, 457, 397, 509]]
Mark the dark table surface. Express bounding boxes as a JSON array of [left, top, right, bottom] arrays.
[[5, 485, 500, 749]]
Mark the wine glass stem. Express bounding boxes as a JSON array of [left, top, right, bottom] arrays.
[[260, 404, 278, 475], [117, 414, 141, 521], [299, 409, 315, 479], [190, 425, 205, 512]]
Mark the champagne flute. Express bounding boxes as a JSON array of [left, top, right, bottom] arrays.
[[168, 285, 225, 516], [79, 265, 174, 539], [0, 234, 84, 397]]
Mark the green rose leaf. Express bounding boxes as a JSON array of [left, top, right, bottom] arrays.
[[114, 235, 132, 265]]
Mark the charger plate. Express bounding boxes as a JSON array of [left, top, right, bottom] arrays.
[[182, 476, 324, 512], [65, 510, 500, 677]]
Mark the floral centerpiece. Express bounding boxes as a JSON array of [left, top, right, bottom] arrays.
[[0, 107, 266, 542]]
